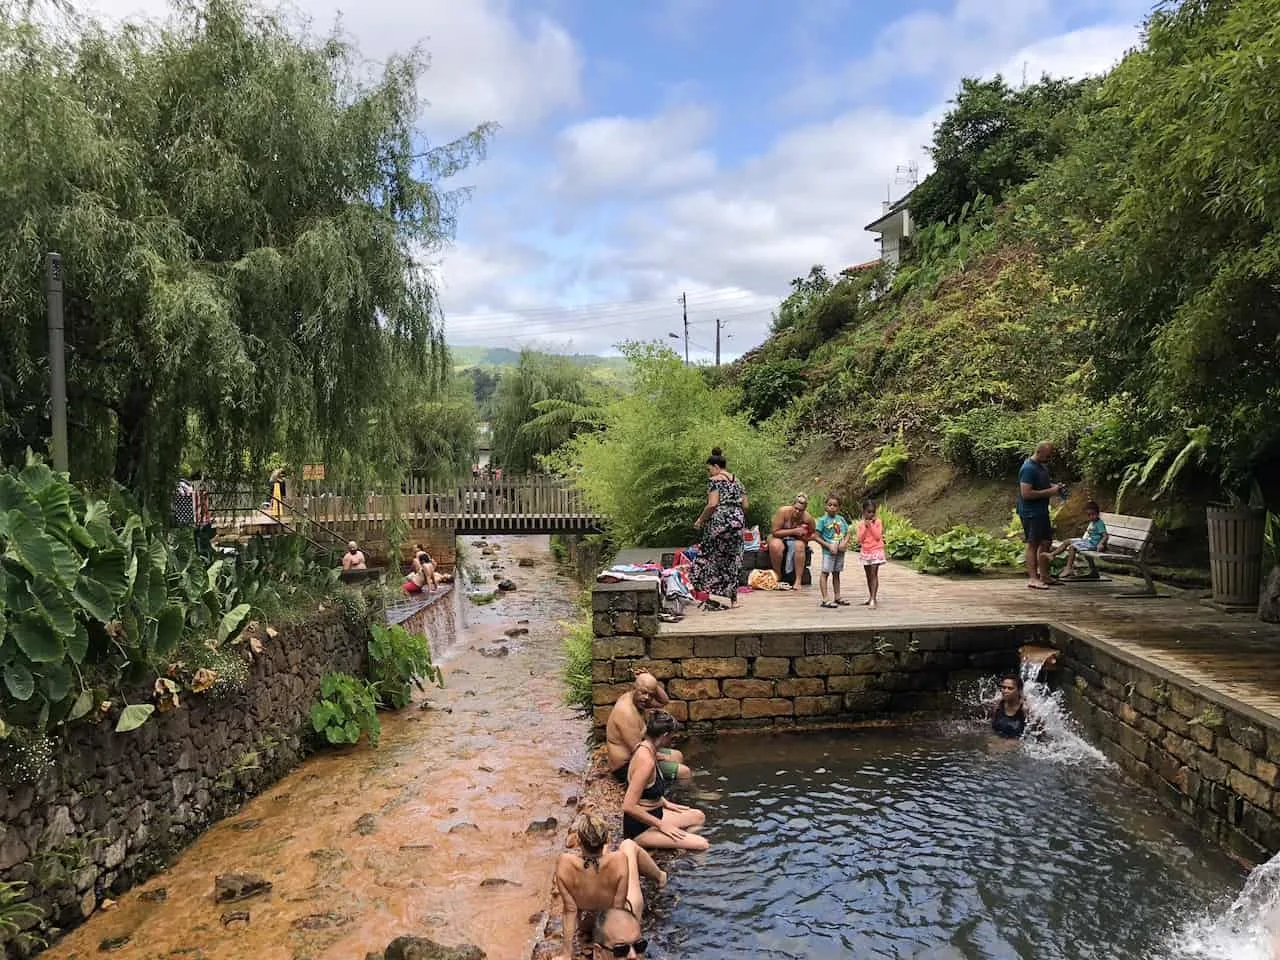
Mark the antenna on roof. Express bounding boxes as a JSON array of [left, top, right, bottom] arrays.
[[894, 162, 919, 192]]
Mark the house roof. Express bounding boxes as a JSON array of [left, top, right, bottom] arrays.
[[864, 192, 913, 232], [843, 258, 882, 273]]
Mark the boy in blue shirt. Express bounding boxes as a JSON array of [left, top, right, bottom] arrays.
[[815, 495, 851, 608], [1051, 500, 1109, 578]]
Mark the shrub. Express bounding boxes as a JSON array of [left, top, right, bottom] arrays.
[[562, 603, 593, 711], [736, 358, 807, 425], [940, 396, 1105, 479], [863, 429, 910, 491], [914, 526, 1023, 574], [880, 505, 928, 560], [367, 623, 443, 711], [0, 882, 44, 952], [310, 672, 381, 746]]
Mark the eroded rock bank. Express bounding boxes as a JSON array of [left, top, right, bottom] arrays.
[[46, 537, 588, 960]]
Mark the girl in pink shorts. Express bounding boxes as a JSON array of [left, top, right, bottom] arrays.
[[856, 499, 886, 608]]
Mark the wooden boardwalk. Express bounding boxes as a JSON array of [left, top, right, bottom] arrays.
[[663, 557, 1280, 722]]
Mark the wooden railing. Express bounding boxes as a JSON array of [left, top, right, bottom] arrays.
[[204, 474, 602, 534]]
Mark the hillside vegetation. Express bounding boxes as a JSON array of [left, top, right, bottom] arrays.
[[726, 0, 1280, 559]]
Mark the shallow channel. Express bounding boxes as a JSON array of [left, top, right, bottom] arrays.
[[647, 726, 1246, 960]]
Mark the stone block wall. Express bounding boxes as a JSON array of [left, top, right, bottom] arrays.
[[1054, 627, 1280, 863], [0, 607, 372, 956], [590, 581, 1045, 732]]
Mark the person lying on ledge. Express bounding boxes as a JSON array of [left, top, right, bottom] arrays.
[[607, 672, 691, 783], [554, 813, 666, 960], [622, 711, 709, 853], [990, 672, 1032, 738]]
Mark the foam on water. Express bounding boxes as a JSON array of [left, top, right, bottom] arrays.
[[1162, 852, 1280, 959]]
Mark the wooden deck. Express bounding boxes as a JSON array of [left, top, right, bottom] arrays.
[[663, 556, 1280, 722]]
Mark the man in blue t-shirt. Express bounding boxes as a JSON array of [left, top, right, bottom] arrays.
[[1017, 441, 1062, 590]]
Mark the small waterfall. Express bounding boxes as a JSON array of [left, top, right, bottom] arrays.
[[967, 662, 1111, 767], [1165, 851, 1280, 958]]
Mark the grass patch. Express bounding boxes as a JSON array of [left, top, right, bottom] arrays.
[[562, 593, 593, 710], [469, 591, 497, 605]]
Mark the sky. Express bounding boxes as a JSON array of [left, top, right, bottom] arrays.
[[84, 0, 1155, 361]]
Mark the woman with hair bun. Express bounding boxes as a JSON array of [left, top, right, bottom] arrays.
[[553, 812, 667, 959], [690, 447, 749, 611]]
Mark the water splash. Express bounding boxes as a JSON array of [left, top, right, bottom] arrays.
[[964, 663, 1111, 768], [1164, 852, 1280, 959]]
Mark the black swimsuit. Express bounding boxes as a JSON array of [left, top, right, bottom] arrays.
[[622, 744, 667, 840], [992, 703, 1028, 738]]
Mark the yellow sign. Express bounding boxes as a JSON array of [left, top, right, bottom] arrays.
[[302, 463, 326, 481]]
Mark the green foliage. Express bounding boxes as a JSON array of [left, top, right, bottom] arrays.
[[913, 525, 1023, 574], [910, 75, 1094, 229], [0, 0, 490, 506], [469, 590, 497, 605], [863, 430, 910, 491], [0, 881, 44, 952], [367, 622, 443, 711], [398, 373, 480, 486], [309, 672, 380, 746], [1116, 426, 1212, 510], [940, 396, 1105, 479], [735, 359, 807, 425], [561, 595, 593, 711], [491, 351, 606, 473], [770, 266, 833, 334], [880, 506, 927, 561], [546, 342, 785, 548], [0, 454, 338, 735]]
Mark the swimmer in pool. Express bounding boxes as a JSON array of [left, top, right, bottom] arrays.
[[990, 672, 1030, 738], [622, 711, 709, 852]]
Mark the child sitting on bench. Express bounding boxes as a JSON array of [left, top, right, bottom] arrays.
[[1050, 500, 1108, 577]]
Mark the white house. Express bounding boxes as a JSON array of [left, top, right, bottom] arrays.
[[865, 193, 913, 267]]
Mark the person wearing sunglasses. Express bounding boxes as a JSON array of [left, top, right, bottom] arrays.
[[593, 908, 648, 958]]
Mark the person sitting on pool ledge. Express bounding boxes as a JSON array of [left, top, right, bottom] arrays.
[[622, 711, 709, 852], [592, 908, 648, 958], [554, 813, 666, 960], [607, 672, 691, 783], [990, 672, 1030, 738]]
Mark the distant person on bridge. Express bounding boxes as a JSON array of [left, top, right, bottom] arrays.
[[691, 447, 748, 611], [607, 672, 691, 783], [342, 541, 367, 572], [767, 493, 815, 590]]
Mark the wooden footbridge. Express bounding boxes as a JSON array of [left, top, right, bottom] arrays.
[[206, 474, 604, 540]]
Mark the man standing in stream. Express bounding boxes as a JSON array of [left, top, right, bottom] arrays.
[[1017, 440, 1062, 590], [767, 493, 815, 590], [606, 672, 691, 783]]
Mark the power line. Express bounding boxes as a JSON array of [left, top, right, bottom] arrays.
[[445, 301, 775, 336], [440, 287, 766, 323]]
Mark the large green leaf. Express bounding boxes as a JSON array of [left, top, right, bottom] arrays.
[[67, 622, 89, 664], [154, 605, 184, 656], [19, 460, 55, 493], [73, 576, 117, 623], [4, 508, 54, 577], [48, 538, 84, 586], [9, 615, 64, 662], [67, 688, 95, 721], [0, 475, 40, 522], [40, 661, 72, 702], [26, 577, 76, 637], [217, 603, 252, 643], [84, 549, 130, 600], [147, 560, 168, 614], [34, 478, 75, 537], [115, 703, 154, 732], [3, 661, 34, 701], [82, 500, 116, 548]]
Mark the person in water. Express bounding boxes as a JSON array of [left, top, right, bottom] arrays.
[[622, 711, 709, 852], [554, 813, 666, 960], [592, 908, 648, 958], [607, 672, 691, 783], [991, 672, 1030, 738]]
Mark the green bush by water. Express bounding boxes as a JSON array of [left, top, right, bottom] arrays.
[[367, 622, 444, 711], [914, 526, 1023, 574], [310, 672, 381, 746], [562, 593, 593, 711]]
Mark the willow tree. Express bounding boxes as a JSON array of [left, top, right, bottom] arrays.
[[0, 0, 490, 504]]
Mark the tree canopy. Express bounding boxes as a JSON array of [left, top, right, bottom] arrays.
[[0, 0, 488, 504], [490, 351, 605, 473]]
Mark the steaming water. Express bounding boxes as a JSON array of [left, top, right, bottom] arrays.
[[649, 727, 1246, 959], [1164, 851, 1280, 959]]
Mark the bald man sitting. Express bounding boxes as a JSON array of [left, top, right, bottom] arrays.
[[606, 672, 691, 783]]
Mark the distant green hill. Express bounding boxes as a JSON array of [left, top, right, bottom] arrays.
[[449, 345, 629, 378]]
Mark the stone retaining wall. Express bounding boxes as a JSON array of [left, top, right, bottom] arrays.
[[0, 606, 372, 957], [1054, 626, 1280, 863], [389, 584, 457, 656], [590, 581, 1044, 732]]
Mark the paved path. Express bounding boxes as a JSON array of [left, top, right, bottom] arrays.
[[663, 558, 1280, 721]]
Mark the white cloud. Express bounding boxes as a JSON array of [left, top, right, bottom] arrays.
[[81, 0, 581, 135], [552, 105, 717, 197]]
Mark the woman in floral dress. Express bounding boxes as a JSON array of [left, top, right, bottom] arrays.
[[691, 447, 748, 610]]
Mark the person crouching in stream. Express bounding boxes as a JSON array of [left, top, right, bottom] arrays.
[[554, 813, 667, 960], [622, 712, 709, 853]]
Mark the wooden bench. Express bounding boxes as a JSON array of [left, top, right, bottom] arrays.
[[1068, 512, 1161, 598]]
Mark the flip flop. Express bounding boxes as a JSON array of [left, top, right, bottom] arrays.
[[820, 601, 838, 608], [835, 599, 851, 606], [860, 599, 871, 606], [1027, 582, 1050, 591]]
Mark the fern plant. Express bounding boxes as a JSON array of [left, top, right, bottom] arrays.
[[0, 882, 44, 951], [863, 428, 910, 491]]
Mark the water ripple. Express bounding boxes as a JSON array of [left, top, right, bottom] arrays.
[[649, 727, 1244, 960]]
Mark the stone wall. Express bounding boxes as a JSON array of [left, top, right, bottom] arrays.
[[0, 607, 371, 957], [1054, 626, 1280, 863], [590, 581, 1044, 732]]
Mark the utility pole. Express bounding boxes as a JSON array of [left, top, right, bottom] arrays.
[[715, 318, 722, 367], [680, 292, 689, 365], [46, 252, 68, 474]]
